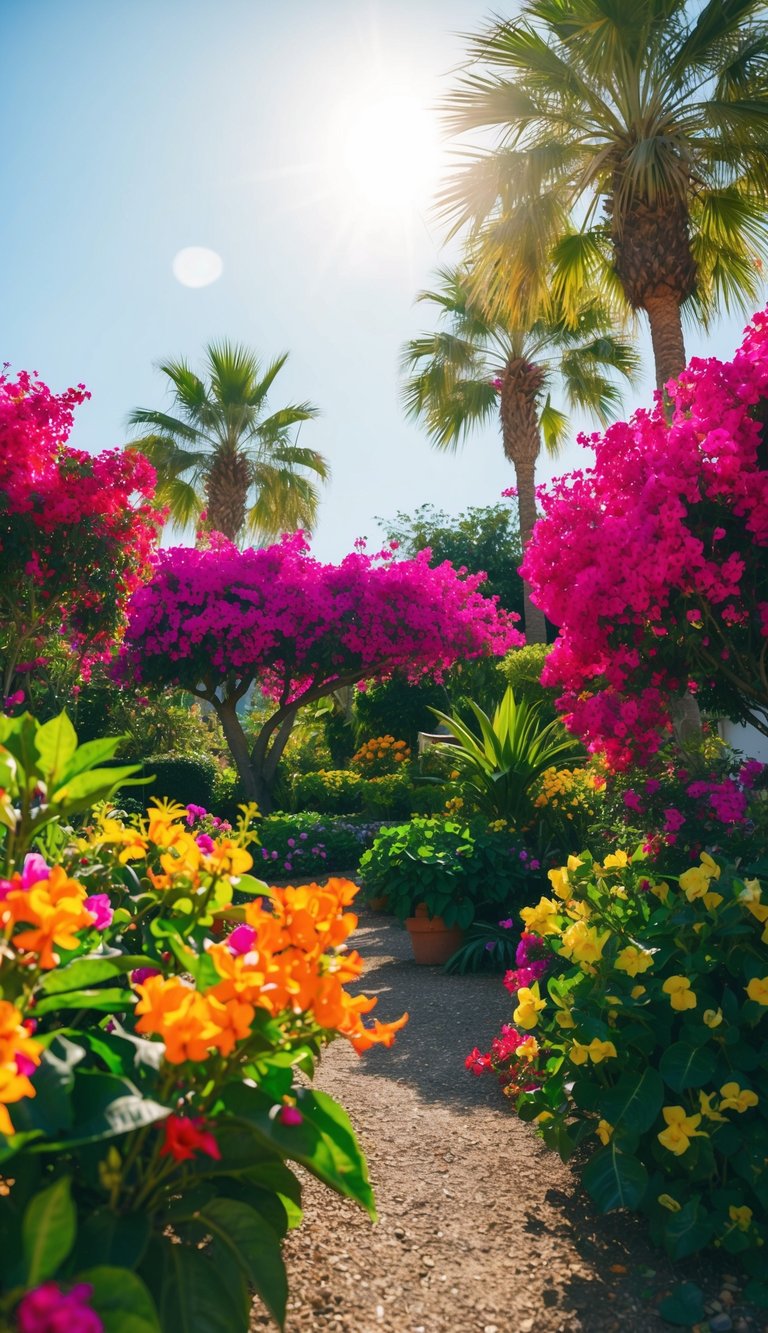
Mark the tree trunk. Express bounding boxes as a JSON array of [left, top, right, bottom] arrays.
[[205, 446, 251, 542], [499, 359, 547, 645], [214, 697, 263, 805], [513, 458, 548, 644], [643, 291, 687, 396]]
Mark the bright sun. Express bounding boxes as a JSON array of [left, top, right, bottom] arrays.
[[330, 89, 442, 212]]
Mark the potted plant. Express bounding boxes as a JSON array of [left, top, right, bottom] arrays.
[[359, 817, 527, 964]]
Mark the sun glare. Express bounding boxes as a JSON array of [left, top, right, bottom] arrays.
[[331, 89, 442, 213]]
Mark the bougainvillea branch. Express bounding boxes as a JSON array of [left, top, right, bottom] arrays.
[[521, 309, 768, 767], [0, 369, 162, 704], [122, 533, 523, 808]]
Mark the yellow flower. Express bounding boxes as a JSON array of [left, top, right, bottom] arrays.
[[703, 1008, 722, 1028], [679, 867, 710, 901], [596, 1119, 613, 1145], [513, 986, 546, 1031], [719, 1082, 759, 1114], [703, 891, 724, 911], [698, 1090, 727, 1123], [615, 945, 654, 977], [521, 898, 562, 938], [602, 851, 629, 870], [699, 852, 721, 879], [662, 975, 697, 1011], [729, 1205, 753, 1232], [569, 1037, 617, 1066], [746, 976, 768, 1006], [560, 920, 609, 966], [534, 1110, 553, 1124], [658, 1194, 682, 1213], [517, 1036, 539, 1061], [567, 855, 584, 872], [657, 1105, 707, 1156], [547, 867, 571, 901], [739, 878, 763, 906], [630, 984, 646, 1000], [554, 1007, 576, 1030]]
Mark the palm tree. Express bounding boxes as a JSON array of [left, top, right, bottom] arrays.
[[401, 266, 639, 642], [128, 341, 329, 542], [440, 0, 768, 393]]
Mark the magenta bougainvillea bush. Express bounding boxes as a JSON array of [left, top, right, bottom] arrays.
[[122, 533, 523, 806], [522, 310, 768, 768], [0, 369, 161, 703]]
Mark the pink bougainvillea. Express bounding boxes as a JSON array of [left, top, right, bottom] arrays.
[[521, 309, 768, 767], [0, 369, 162, 700], [122, 533, 523, 806]]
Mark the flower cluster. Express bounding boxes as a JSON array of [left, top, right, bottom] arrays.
[[481, 847, 768, 1264], [121, 532, 523, 703], [0, 855, 108, 973], [0, 369, 162, 697], [351, 735, 411, 776], [533, 766, 603, 818], [521, 309, 768, 766]]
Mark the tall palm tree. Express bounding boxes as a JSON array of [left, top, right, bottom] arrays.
[[128, 341, 329, 542], [440, 0, 768, 392], [401, 266, 639, 642]]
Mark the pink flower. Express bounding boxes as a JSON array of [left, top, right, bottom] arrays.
[[465, 1047, 492, 1075], [20, 854, 50, 890], [227, 923, 257, 956], [84, 894, 113, 929], [130, 966, 161, 986], [159, 1115, 221, 1163], [16, 1282, 103, 1333], [277, 1104, 304, 1126]]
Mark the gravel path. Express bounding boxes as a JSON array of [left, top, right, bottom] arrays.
[[251, 911, 765, 1333]]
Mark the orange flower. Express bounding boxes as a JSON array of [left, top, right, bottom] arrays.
[[203, 839, 253, 877], [0, 1001, 42, 1138], [3, 866, 95, 968]]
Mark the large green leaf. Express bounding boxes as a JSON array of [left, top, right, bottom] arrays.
[[41, 1072, 169, 1148], [51, 765, 145, 811], [178, 1197, 287, 1327], [79, 1265, 161, 1333], [73, 1210, 151, 1272], [140, 1236, 249, 1333], [659, 1043, 717, 1092], [34, 988, 135, 1016], [39, 956, 151, 996], [8, 1036, 85, 1137], [662, 1200, 712, 1260], [601, 1067, 664, 1133], [57, 735, 124, 783], [35, 712, 78, 782], [22, 1177, 76, 1284], [582, 1143, 648, 1212]]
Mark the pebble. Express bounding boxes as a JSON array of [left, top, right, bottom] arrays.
[[709, 1316, 733, 1333]]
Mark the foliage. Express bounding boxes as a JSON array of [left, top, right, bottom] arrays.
[[380, 502, 524, 617], [72, 677, 226, 765], [532, 765, 605, 849], [443, 915, 529, 976], [127, 340, 328, 543], [477, 848, 768, 1270], [359, 817, 539, 930], [432, 687, 582, 824], [587, 736, 768, 874], [121, 532, 522, 809], [350, 736, 411, 777], [500, 645, 557, 719], [523, 310, 768, 766], [0, 711, 406, 1331], [247, 813, 385, 880], [140, 755, 220, 811], [0, 370, 162, 708], [440, 1, 768, 384], [291, 771, 363, 815], [352, 675, 448, 753]]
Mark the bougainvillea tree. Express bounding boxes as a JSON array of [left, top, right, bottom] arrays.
[[522, 309, 768, 768], [0, 369, 162, 705], [122, 533, 523, 808]]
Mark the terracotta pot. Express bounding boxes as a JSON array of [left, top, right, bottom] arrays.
[[404, 903, 464, 965]]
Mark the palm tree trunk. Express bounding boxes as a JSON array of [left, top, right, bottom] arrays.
[[500, 359, 547, 644], [206, 446, 251, 542], [513, 459, 547, 644], [643, 291, 687, 395]]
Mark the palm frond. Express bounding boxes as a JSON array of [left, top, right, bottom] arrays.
[[246, 463, 322, 539], [538, 395, 570, 455]]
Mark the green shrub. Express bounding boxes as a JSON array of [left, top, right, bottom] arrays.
[[142, 753, 218, 808], [254, 812, 382, 877], [291, 769, 363, 814], [353, 673, 448, 750], [359, 817, 539, 928], [493, 848, 768, 1270], [499, 644, 557, 718], [360, 773, 413, 819]]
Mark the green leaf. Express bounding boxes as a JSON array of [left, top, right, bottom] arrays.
[[582, 1143, 648, 1212], [57, 735, 124, 783], [662, 1200, 712, 1260], [51, 765, 145, 811], [34, 988, 134, 1016], [35, 711, 78, 781], [39, 956, 151, 995], [140, 1236, 249, 1333], [39, 1072, 169, 1148], [183, 1198, 287, 1327], [601, 1068, 664, 1134], [78, 1265, 161, 1333], [23, 1176, 76, 1284], [8, 1036, 84, 1137], [659, 1043, 717, 1092], [657, 1281, 705, 1326], [74, 1211, 151, 1272]]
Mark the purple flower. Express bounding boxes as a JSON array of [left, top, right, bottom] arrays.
[[529, 859, 541, 871], [130, 966, 161, 986], [17, 1281, 104, 1333], [498, 918, 514, 930], [84, 894, 113, 929], [195, 833, 215, 854], [21, 853, 50, 889]]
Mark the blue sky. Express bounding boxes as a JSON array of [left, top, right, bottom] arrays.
[[1, 0, 757, 560]]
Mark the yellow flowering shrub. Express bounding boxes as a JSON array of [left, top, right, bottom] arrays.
[[532, 765, 604, 842], [350, 734, 411, 777], [498, 847, 768, 1269]]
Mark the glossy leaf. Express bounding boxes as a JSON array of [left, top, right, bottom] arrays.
[[22, 1176, 76, 1284], [79, 1265, 161, 1333]]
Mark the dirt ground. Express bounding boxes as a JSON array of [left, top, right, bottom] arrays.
[[251, 911, 767, 1333]]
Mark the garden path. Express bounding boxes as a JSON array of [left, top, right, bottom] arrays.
[[250, 911, 759, 1333]]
